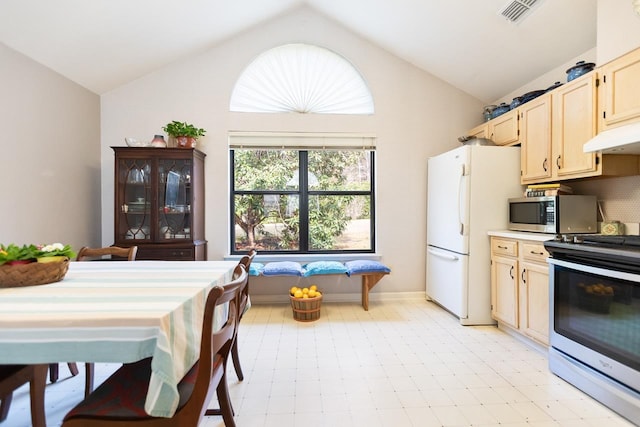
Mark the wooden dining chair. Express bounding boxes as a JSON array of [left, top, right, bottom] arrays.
[[48, 245, 139, 398], [0, 364, 47, 427], [230, 249, 256, 381], [76, 245, 138, 261], [204, 263, 246, 419], [61, 266, 247, 427]]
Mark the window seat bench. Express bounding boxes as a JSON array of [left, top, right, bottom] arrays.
[[249, 260, 391, 311]]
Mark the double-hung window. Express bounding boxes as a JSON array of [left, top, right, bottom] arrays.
[[230, 133, 376, 255]]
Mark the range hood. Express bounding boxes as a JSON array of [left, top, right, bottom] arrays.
[[583, 122, 640, 154]]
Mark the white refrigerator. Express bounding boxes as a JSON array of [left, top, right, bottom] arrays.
[[426, 144, 522, 325]]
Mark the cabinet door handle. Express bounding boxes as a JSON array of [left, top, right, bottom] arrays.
[[498, 245, 508, 249], [530, 250, 544, 255], [521, 269, 526, 284], [509, 266, 514, 279], [556, 155, 561, 169], [542, 158, 548, 172]]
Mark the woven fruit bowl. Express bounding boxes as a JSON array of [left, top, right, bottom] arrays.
[[0, 258, 70, 288]]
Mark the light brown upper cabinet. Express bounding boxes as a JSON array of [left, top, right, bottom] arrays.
[[488, 109, 519, 146], [551, 73, 600, 179], [520, 72, 637, 184], [468, 122, 489, 139], [520, 93, 552, 183], [465, 47, 640, 185], [599, 46, 640, 132], [521, 76, 598, 184]]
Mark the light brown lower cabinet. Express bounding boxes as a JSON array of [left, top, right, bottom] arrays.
[[490, 236, 550, 346]]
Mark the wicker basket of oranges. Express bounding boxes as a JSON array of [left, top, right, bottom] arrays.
[[289, 285, 322, 322]]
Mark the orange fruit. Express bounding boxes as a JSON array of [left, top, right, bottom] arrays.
[[302, 287, 309, 294], [294, 290, 303, 298], [310, 285, 318, 291]]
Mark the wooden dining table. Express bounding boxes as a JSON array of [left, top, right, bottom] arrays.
[[0, 260, 238, 425]]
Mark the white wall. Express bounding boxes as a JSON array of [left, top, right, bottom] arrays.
[[492, 48, 597, 107], [0, 43, 101, 250], [3, 1, 639, 297], [100, 6, 484, 296], [597, 0, 640, 64], [570, 1, 640, 224], [495, 0, 640, 107], [569, 0, 640, 225]]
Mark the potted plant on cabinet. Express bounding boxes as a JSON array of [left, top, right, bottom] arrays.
[[162, 121, 206, 148]]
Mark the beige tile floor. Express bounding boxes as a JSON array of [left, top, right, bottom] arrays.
[[2, 300, 636, 427]]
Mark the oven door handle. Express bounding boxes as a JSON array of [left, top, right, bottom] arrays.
[[548, 257, 640, 282]]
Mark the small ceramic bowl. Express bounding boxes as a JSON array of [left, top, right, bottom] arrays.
[[125, 137, 150, 147]]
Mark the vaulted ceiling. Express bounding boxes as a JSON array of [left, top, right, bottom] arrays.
[[0, 0, 597, 103]]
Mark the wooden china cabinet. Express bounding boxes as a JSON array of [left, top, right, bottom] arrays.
[[113, 147, 207, 260]]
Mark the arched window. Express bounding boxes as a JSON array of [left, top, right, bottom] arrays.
[[230, 43, 374, 114]]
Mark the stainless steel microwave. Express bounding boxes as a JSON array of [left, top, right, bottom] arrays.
[[508, 195, 597, 234]]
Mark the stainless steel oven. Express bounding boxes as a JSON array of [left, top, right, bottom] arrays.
[[545, 235, 640, 425]]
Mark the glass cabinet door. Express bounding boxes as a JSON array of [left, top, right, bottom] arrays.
[[158, 158, 192, 241], [117, 159, 152, 241]]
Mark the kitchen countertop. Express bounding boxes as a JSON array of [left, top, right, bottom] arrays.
[[488, 230, 556, 241]]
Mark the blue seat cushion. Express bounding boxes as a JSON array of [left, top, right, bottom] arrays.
[[262, 261, 304, 276], [303, 261, 347, 277], [249, 262, 264, 276], [345, 260, 390, 276]]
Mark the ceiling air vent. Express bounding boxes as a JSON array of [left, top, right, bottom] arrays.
[[499, 0, 542, 23]]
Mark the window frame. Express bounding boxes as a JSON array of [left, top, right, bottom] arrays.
[[230, 148, 376, 255]]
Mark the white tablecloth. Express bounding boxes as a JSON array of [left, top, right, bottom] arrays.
[[0, 260, 237, 417]]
